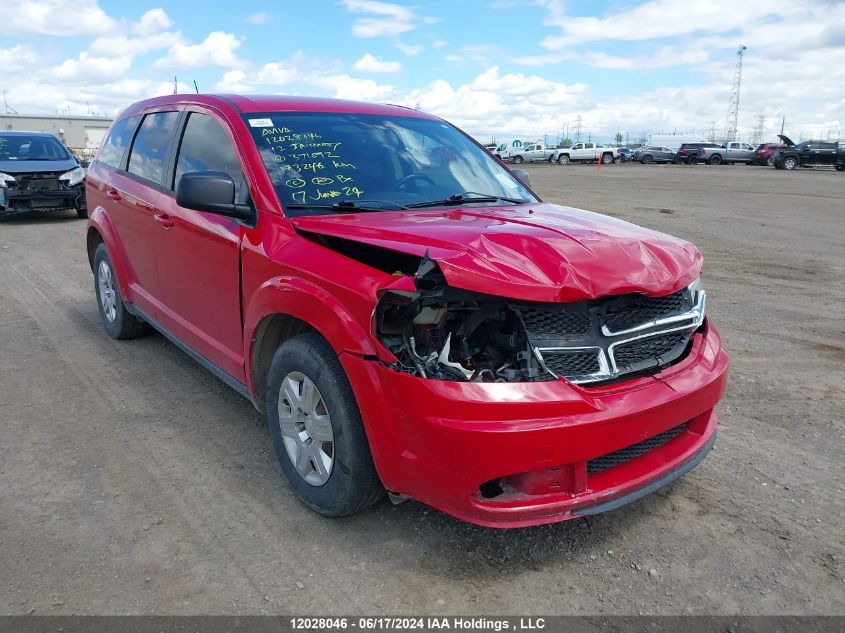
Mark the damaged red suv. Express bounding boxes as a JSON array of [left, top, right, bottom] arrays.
[[85, 95, 728, 527]]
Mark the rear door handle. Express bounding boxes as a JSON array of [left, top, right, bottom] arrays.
[[106, 188, 121, 201], [154, 212, 174, 228]]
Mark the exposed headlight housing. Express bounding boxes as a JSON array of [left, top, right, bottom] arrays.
[[59, 166, 85, 187], [0, 172, 16, 188]]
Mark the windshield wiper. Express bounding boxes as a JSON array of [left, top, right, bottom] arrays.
[[405, 192, 528, 209], [286, 199, 409, 213]]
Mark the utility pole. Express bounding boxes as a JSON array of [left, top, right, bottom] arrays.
[[574, 115, 582, 142], [723, 45, 747, 143]]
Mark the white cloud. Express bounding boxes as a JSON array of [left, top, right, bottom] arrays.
[[132, 8, 172, 36], [154, 31, 246, 69], [394, 41, 424, 56], [88, 31, 182, 58], [342, 0, 418, 37], [445, 45, 499, 65], [53, 52, 133, 82], [539, 0, 804, 49], [353, 53, 402, 73], [3, 0, 116, 36], [0, 45, 41, 73], [246, 11, 271, 24]]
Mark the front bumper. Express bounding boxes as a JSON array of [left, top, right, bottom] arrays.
[[0, 182, 86, 216], [342, 321, 728, 528]]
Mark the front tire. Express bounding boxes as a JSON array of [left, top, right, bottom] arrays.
[[93, 244, 149, 339], [266, 333, 384, 517], [783, 156, 798, 170], [641, 155, 653, 164], [602, 153, 614, 164], [76, 208, 88, 219]]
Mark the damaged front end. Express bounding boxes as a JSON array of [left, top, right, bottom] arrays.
[[376, 255, 550, 383], [375, 254, 706, 386]]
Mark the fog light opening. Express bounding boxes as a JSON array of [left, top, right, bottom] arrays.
[[479, 478, 504, 499]]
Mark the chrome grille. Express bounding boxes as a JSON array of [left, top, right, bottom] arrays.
[[613, 332, 689, 368], [520, 282, 705, 386], [604, 290, 690, 333]]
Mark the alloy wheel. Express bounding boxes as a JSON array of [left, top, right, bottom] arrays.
[[97, 260, 117, 323]]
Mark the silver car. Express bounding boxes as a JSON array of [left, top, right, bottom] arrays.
[[634, 146, 675, 164]]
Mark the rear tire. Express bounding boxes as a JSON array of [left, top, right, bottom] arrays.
[[557, 154, 570, 165], [766, 156, 775, 167], [708, 154, 722, 165], [266, 333, 385, 517], [512, 155, 524, 164], [835, 165, 844, 171], [92, 244, 149, 340]]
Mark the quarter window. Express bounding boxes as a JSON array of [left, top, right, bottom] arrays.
[[173, 112, 246, 202], [127, 112, 180, 184], [96, 116, 139, 169]]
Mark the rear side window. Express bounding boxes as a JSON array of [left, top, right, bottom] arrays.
[[95, 116, 139, 168], [127, 112, 180, 184], [173, 112, 246, 201]]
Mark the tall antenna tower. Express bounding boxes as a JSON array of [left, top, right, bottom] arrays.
[[574, 115, 582, 142], [751, 115, 765, 145], [723, 45, 747, 143]]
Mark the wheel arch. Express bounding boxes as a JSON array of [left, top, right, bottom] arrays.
[[85, 209, 133, 297], [244, 277, 379, 405]]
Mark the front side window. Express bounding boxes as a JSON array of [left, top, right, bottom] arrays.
[[243, 112, 536, 216], [96, 116, 139, 168], [0, 134, 70, 161], [127, 111, 180, 184], [174, 112, 245, 201]]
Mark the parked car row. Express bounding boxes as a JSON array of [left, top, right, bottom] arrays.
[[620, 135, 844, 172]]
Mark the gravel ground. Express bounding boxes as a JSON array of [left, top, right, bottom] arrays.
[[0, 163, 842, 615]]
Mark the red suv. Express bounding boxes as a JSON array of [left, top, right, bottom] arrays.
[[85, 95, 728, 527]]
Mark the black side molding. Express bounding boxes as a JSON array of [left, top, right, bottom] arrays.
[[125, 302, 260, 411]]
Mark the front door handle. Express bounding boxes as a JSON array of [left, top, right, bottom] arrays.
[[154, 212, 174, 228]]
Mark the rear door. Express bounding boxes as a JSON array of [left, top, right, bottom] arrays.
[[153, 109, 248, 381], [813, 142, 837, 166], [108, 110, 181, 314]]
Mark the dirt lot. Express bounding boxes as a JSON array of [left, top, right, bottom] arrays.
[[1, 163, 843, 615]]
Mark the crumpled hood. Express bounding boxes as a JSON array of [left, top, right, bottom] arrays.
[[291, 203, 702, 302]]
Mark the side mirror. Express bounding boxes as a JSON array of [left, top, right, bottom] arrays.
[[176, 171, 252, 221], [511, 167, 531, 187]]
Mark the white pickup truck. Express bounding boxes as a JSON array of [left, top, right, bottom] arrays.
[[552, 142, 618, 165], [509, 142, 558, 164]]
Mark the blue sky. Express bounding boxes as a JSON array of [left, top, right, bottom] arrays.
[[2, 1, 844, 143]]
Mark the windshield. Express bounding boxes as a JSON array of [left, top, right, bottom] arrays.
[[243, 112, 537, 215], [0, 134, 71, 161]]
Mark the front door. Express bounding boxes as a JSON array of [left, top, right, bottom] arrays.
[[153, 110, 247, 382]]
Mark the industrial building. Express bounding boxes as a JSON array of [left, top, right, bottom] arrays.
[[0, 113, 113, 155]]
